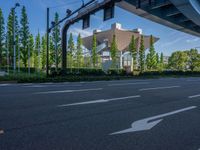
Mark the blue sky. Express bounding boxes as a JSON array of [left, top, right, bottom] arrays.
[[1, 0, 200, 56]]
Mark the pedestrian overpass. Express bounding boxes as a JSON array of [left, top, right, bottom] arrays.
[[118, 0, 200, 37]]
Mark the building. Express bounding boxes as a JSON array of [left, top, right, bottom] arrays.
[[82, 23, 159, 71]]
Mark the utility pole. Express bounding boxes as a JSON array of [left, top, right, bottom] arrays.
[[46, 7, 50, 76], [12, 3, 20, 74]]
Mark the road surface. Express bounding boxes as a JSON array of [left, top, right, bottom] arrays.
[[0, 77, 200, 150]]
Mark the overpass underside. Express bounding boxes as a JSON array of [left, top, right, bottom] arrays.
[[118, 0, 200, 37]]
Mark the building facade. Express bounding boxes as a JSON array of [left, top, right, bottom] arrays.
[[82, 23, 159, 71]]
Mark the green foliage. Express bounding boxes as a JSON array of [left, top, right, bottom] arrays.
[[68, 33, 75, 68], [7, 8, 19, 66], [0, 8, 5, 66], [76, 33, 83, 68], [168, 51, 188, 71], [34, 32, 40, 70], [111, 34, 118, 68], [147, 35, 157, 70], [52, 12, 61, 70], [28, 34, 34, 67], [129, 35, 137, 71], [20, 6, 30, 67], [139, 35, 145, 73], [41, 35, 47, 69], [187, 49, 200, 71], [92, 34, 97, 67]]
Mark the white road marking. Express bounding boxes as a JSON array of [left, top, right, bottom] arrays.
[[0, 129, 4, 135], [188, 94, 200, 99], [58, 95, 140, 107], [139, 86, 180, 91], [110, 106, 197, 135], [35, 88, 102, 94], [108, 82, 149, 86], [0, 84, 10, 87], [25, 84, 82, 88]]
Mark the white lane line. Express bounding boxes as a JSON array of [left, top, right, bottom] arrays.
[[188, 94, 200, 99], [25, 84, 82, 88], [139, 86, 180, 91], [0, 84, 10, 87], [0, 129, 4, 135], [110, 106, 197, 135], [108, 82, 149, 86], [35, 88, 102, 94], [58, 95, 141, 107]]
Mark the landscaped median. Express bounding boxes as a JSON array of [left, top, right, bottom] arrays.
[[0, 70, 200, 83]]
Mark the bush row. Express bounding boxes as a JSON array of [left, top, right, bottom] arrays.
[[50, 68, 127, 77]]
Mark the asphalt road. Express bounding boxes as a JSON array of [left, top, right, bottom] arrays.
[[0, 77, 200, 150]]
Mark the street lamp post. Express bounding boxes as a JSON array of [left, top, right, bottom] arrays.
[[12, 3, 20, 74]]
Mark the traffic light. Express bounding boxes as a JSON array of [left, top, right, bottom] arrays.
[[103, 3, 114, 21], [82, 15, 90, 29]]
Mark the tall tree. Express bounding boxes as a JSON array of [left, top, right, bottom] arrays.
[[28, 34, 34, 67], [187, 49, 200, 71], [168, 51, 188, 71], [49, 36, 54, 67], [7, 8, 19, 67], [52, 12, 61, 71], [111, 34, 118, 68], [68, 33, 75, 68], [76, 33, 83, 68], [160, 52, 164, 70], [156, 53, 159, 68], [20, 6, 29, 67], [92, 34, 97, 67], [129, 35, 137, 71], [41, 35, 47, 69], [139, 35, 145, 73], [34, 32, 40, 70], [148, 35, 156, 70], [0, 8, 5, 66]]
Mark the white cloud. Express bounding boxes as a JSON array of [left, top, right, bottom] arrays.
[[186, 38, 200, 43], [70, 28, 93, 37]]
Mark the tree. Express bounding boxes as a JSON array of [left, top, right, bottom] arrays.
[[146, 53, 150, 70], [41, 35, 47, 69], [111, 34, 118, 68], [68, 33, 75, 69], [187, 49, 200, 71], [52, 12, 61, 71], [20, 6, 30, 67], [7, 8, 19, 67], [92, 34, 97, 67], [34, 32, 40, 70], [28, 34, 34, 67], [139, 35, 145, 73], [76, 33, 83, 68], [49, 36, 54, 67], [129, 35, 137, 71], [0, 8, 5, 66], [160, 52, 164, 70], [147, 35, 156, 70], [156, 53, 159, 68], [168, 51, 188, 71]]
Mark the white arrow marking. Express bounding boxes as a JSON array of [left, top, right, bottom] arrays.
[[58, 95, 140, 107], [35, 88, 102, 94], [0, 129, 4, 135], [110, 106, 197, 135]]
